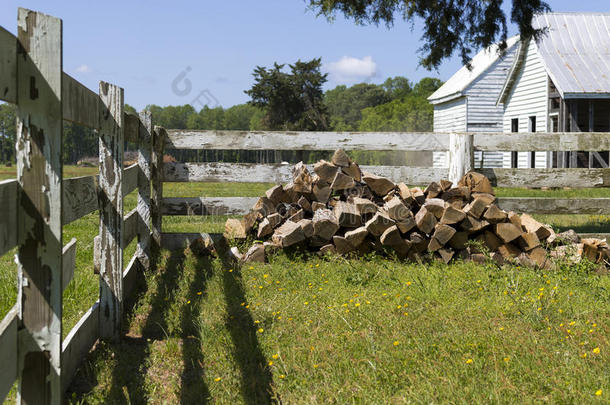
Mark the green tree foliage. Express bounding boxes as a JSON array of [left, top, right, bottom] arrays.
[[381, 76, 412, 99], [306, 0, 550, 69], [0, 103, 16, 164], [245, 58, 330, 130], [325, 83, 389, 130], [147, 104, 196, 129], [359, 96, 433, 132]]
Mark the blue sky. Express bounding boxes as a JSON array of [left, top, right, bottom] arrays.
[[1, 0, 608, 110]]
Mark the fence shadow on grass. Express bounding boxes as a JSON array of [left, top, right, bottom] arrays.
[[217, 244, 279, 405]]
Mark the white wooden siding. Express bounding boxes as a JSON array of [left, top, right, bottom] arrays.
[[432, 97, 466, 167], [502, 41, 550, 168]]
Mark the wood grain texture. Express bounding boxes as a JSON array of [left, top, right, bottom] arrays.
[[164, 130, 610, 152], [60, 301, 99, 393], [98, 81, 124, 342], [0, 26, 17, 103], [0, 305, 18, 401], [160, 232, 225, 251], [122, 163, 138, 196], [479, 168, 610, 188], [0, 179, 18, 256], [63, 175, 97, 225], [62, 73, 99, 129], [449, 133, 473, 185], [497, 198, 610, 215], [163, 162, 446, 186], [474, 132, 610, 152], [123, 208, 138, 248], [16, 8, 63, 403], [151, 127, 165, 250], [162, 197, 258, 216], [123, 111, 139, 144], [165, 130, 450, 151], [62, 238, 77, 291], [137, 110, 152, 270]]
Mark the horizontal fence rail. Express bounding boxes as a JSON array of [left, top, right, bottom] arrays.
[[165, 130, 610, 152]]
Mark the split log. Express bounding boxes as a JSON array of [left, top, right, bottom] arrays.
[[520, 214, 551, 240], [432, 224, 456, 245], [314, 160, 339, 183], [497, 243, 521, 259], [518, 232, 540, 251], [313, 184, 331, 203], [298, 196, 312, 212], [440, 206, 466, 225], [272, 221, 306, 247], [353, 197, 377, 215], [257, 218, 273, 239], [459, 171, 494, 194], [292, 162, 313, 193], [415, 206, 437, 234], [253, 197, 277, 217], [386, 197, 410, 221], [460, 216, 489, 233], [495, 223, 523, 243], [330, 171, 356, 191], [333, 235, 354, 254], [313, 208, 340, 240], [332, 149, 351, 167], [266, 185, 288, 205], [344, 227, 369, 247], [438, 248, 455, 264], [397, 183, 416, 206], [362, 172, 395, 196], [482, 231, 502, 252], [423, 198, 446, 219], [312, 201, 326, 212], [342, 162, 361, 182], [288, 209, 305, 223], [333, 201, 362, 228], [507, 211, 523, 229], [464, 197, 487, 219], [365, 211, 395, 236], [449, 231, 469, 250], [483, 204, 507, 223], [424, 182, 442, 198], [243, 244, 265, 263], [440, 179, 453, 192], [471, 192, 496, 205], [267, 213, 283, 228], [396, 216, 416, 234], [297, 219, 314, 238], [411, 187, 425, 205]]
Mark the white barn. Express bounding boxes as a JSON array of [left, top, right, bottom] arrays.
[[498, 13, 610, 168], [428, 35, 520, 168]]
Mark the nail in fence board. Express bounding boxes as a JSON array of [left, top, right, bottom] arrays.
[[15, 8, 64, 404], [98, 81, 124, 342]]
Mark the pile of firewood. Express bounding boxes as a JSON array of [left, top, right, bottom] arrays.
[[225, 149, 610, 268]]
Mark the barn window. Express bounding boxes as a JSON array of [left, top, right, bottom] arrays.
[[529, 116, 536, 132], [511, 118, 518, 132]]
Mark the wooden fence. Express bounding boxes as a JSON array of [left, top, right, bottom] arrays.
[[0, 7, 609, 404]]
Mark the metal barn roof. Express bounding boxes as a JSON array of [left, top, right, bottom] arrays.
[[428, 36, 520, 104], [532, 13, 610, 98]]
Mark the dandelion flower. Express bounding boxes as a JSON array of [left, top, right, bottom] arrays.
[[187, 300, 191, 304], [393, 341, 400, 346], [569, 321, 575, 326], [279, 374, 285, 379], [254, 320, 260, 324], [581, 353, 587, 358], [595, 389, 602, 396], [257, 328, 264, 333], [214, 377, 222, 382], [403, 312, 408, 316], [499, 327, 504, 331], [249, 266, 254, 270], [197, 291, 202, 295], [503, 357, 510, 362], [304, 302, 309, 305], [268, 361, 274, 366], [272, 354, 279, 359], [593, 347, 600, 354], [313, 364, 319, 369], [465, 359, 473, 364], [355, 303, 360, 307], [263, 274, 269, 278]]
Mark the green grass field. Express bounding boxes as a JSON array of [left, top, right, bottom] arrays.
[[0, 165, 609, 403]]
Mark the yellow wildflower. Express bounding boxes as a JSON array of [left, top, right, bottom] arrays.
[[465, 359, 473, 364], [257, 328, 264, 333], [214, 377, 222, 382], [595, 389, 602, 396], [393, 341, 400, 346], [593, 347, 600, 354]]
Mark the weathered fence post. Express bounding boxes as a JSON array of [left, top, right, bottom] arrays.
[[137, 111, 152, 270], [98, 82, 124, 341], [448, 133, 474, 185], [15, 8, 63, 404], [151, 126, 165, 253]]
